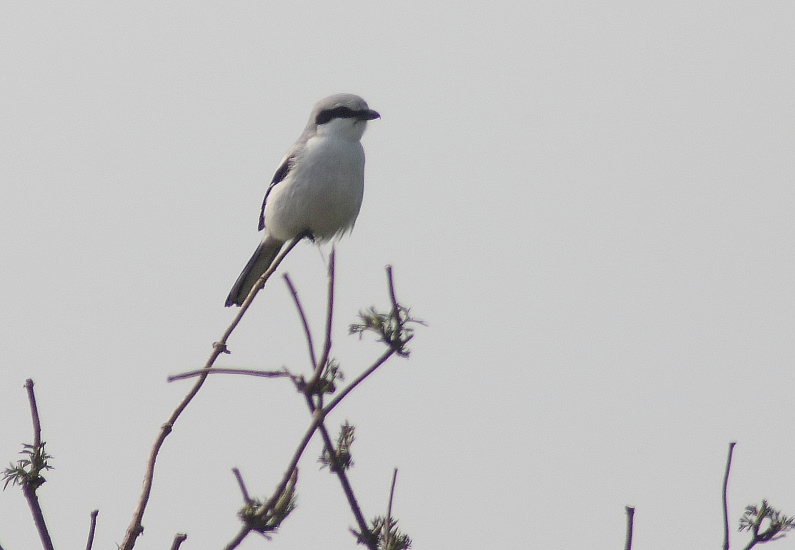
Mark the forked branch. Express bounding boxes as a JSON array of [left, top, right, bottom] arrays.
[[225, 263, 419, 549], [119, 238, 300, 550], [2, 380, 55, 550]]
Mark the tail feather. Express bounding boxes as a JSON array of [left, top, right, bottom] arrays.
[[225, 236, 284, 307]]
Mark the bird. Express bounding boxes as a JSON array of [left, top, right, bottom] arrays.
[[225, 93, 380, 307]]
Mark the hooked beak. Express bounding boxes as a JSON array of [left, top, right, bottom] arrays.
[[359, 109, 380, 121]]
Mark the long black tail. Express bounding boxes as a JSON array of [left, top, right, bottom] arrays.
[[225, 236, 284, 307]]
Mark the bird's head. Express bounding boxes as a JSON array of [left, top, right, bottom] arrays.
[[311, 94, 380, 141]]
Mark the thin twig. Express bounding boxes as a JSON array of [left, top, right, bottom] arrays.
[[232, 468, 251, 503], [85, 509, 99, 550], [624, 506, 635, 550], [322, 249, 336, 369], [307, 249, 336, 388], [324, 348, 398, 415], [168, 368, 291, 382], [21, 379, 54, 550], [384, 468, 399, 550], [298, 380, 374, 548], [284, 273, 317, 369], [223, 525, 251, 550], [317, 419, 374, 548], [119, 239, 300, 550], [250, 408, 325, 529], [724, 442, 737, 550], [386, 265, 399, 315], [383, 265, 417, 357], [170, 533, 188, 550], [387, 469, 398, 519], [25, 380, 42, 448]]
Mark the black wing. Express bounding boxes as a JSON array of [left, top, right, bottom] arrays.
[[259, 155, 294, 231]]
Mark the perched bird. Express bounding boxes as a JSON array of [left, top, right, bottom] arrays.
[[225, 94, 380, 307]]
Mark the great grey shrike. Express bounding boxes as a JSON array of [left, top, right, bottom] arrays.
[[225, 94, 380, 306]]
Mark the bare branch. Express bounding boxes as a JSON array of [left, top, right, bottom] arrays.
[[321, 249, 336, 372], [387, 469, 398, 520], [624, 506, 635, 550], [223, 526, 251, 550], [724, 441, 736, 550], [252, 410, 323, 525], [301, 383, 373, 547], [306, 249, 336, 390], [22, 484, 53, 550], [169, 533, 187, 550], [324, 348, 397, 415], [119, 239, 301, 550], [386, 265, 399, 316], [168, 368, 291, 382], [384, 469, 399, 550], [316, 422, 374, 549], [232, 468, 251, 504], [85, 509, 99, 550], [284, 273, 317, 369], [11, 379, 55, 550], [24, 380, 42, 448]]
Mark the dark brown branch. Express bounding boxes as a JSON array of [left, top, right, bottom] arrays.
[[232, 468, 251, 503], [624, 506, 635, 550], [387, 468, 398, 518], [223, 525, 251, 550], [169, 533, 188, 550], [251, 409, 324, 525], [297, 388, 371, 548], [119, 239, 301, 550], [386, 265, 399, 316], [85, 509, 99, 550], [315, 414, 374, 549], [23, 485, 54, 550], [384, 468, 399, 549], [306, 249, 336, 389], [324, 348, 397, 415], [284, 273, 317, 369], [25, 380, 42, 448], [724, 442, 736, 550], [168, 368, 291, 382], [21, 379, 54, 550]]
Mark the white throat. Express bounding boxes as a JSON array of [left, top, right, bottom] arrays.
[[315, 117, 368, 142]]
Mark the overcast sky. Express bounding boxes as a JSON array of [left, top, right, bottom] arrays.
[[2, 2, 794, 549]]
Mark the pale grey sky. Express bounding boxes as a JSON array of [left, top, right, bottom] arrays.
[[2, 2, 794, 549]]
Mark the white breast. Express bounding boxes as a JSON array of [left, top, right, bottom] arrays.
[[263, 133, 366, 242]]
